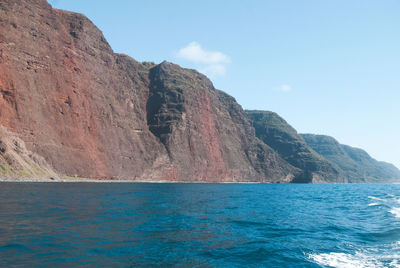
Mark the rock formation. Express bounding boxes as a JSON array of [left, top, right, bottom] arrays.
[[301, 134, 400, 183], [0, 0, 398, 182], [246, 110, 344, 183], [0, 0, 298, 182]]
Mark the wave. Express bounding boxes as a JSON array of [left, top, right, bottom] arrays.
[[309, 252, 380, 268], [310, 194, 400, 267], [368, 202, 381, 207], [309, 240, 400, 268], [367, 195, 400, 205], [309, 252, 400, 268], [367, 195, 400, 219], [390, 207, 400, 218], [368, 196, 386, 202]]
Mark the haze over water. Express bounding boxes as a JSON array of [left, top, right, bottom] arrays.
[[1, 183, 400, 267]]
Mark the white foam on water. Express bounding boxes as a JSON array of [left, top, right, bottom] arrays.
[[367, 196, 400, 219], [309, 242, 400, 268], [368, 203, 381, 207], [390, 260, 400, 268], [309, 252, 380, 268], [368, 196, 385, 202], [390, 207, 400, 218]]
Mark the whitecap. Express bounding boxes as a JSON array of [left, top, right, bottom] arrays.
[[309, 240, 400, 268], [390, 207, 400, 218], [368, 196, 385, 202], [390, 259, 400, 268], [309, 252, 380, 268], [368, 203, 381, 207]]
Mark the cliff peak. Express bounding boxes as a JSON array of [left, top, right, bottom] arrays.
[[0, 0, 298, 182], [0, 0, 398, 183]]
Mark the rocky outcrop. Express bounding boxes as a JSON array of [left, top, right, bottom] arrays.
[[0, 0, 398, 183], [0, 126, 59, 179], [301, 134, 400, 182], [246, 110, 344, 182], [0, 0, 299, 182], [146, 63, 300, 181], [0, 0, 171, 180]]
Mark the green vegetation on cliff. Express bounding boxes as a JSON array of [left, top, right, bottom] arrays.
[[301, 134, 400, 182], [246, 110, 342, 182], [0, 0, 398, 183], [0, 127, 58, 179], [246, 110, 400, 183]]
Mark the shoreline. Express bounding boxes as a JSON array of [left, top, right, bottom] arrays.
[[0, 177, 266, 183], [0, 178, 398, 184]]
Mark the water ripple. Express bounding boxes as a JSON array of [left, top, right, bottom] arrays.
[[0, 183, 400, 266]]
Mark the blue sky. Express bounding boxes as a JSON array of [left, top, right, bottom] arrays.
[[48, 0, 400, 168]]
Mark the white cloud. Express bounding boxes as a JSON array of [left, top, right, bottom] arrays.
[[200, 64, 227, 76], [177, 42, 230, 65], [279, 84, 292, 92], [176, 42, 231, 77]]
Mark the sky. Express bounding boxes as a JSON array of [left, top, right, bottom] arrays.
[[48, 0, 400, 168]]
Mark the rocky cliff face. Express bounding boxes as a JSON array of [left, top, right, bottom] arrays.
[[0, 0, 398, 183], [0, 0, 170, 180], [246, 111, 345, 182], [0, 125, 59, 179], [301, 134, 400, 182], [146, 63, 300, 181], [0, 0, 299, 182]]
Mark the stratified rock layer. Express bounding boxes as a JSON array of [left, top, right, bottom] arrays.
[[0, 125, 59, 179], [146, 63, 300, 181], [0, 0, 171, 179], [246, 110, 344, 182], [301, 134, 400, 182], [0, 0, 299, 181], [0, 0, 398, 182]]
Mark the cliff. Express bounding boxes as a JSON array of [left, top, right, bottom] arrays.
[[146, 63, 300, 181], [301, 134, 400, 182], [0, 0, 298, 182], [246, 111, 345, 182], [0, 0, 397, 183]]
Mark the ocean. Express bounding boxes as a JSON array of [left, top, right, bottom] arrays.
[[0, 183, 399, 267]]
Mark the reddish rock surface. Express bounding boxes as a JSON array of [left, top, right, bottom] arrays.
[[147, 62, 299, 181], [0, 0, 299, 181]]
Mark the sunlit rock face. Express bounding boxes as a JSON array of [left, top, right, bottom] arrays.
[[0, 0, 299, 181]]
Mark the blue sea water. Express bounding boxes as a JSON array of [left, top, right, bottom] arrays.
[[0, 183, 399, 267]]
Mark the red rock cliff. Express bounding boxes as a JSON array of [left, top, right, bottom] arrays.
[[0, 0, 299, 181]]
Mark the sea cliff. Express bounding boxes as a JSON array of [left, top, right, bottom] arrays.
[[0, 0, 398, 182]]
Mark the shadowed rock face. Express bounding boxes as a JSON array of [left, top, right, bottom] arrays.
[[1, 0, 398, 183], [146, 63, 300, 182], [301, 134, 400, 183], [0, 0, 299, 181], [246, 110, 344, 183]]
